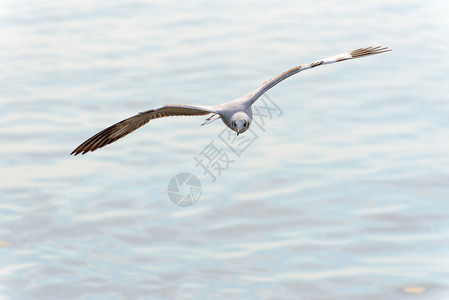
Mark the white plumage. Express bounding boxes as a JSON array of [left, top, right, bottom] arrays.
[[71, 46, 391, 155]]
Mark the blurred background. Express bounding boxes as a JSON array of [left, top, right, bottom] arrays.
[[1, 0, 449, 299]]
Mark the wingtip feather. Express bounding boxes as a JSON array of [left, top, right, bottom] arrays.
[[350, 46, 392, 59]]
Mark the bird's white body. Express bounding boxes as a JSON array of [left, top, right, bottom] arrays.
[[72, 46, 391, 155], [213, 97, 253, 134]]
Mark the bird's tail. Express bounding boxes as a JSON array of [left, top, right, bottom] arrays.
[[201, 114, 221, 126]]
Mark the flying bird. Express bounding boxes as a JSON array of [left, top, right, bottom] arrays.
[[71, 46, 391, 155]]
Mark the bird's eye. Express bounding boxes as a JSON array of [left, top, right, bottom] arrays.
[[243, 121, 247, 127], [232, 121, 236, 127]]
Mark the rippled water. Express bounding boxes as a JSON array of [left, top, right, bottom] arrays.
[[1, 0, 449, 299]]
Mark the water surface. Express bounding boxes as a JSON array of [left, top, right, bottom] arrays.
[[1, 0, 449, 299]]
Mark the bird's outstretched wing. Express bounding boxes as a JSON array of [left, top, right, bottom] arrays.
[[71, 104, 217, 155], [247, 46, 391, 105]]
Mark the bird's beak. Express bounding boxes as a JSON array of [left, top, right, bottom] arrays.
[[237, 129, 240, 136]]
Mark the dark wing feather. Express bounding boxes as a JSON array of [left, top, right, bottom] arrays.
[[71, 104, 215, 155]]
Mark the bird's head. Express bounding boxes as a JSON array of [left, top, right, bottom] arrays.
[[231, 114, 250, 136]]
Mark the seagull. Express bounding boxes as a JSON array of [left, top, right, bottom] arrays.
[[71, 46, 391, 155]]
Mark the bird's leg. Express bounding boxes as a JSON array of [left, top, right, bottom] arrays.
[[201, 114, 221, 126]]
